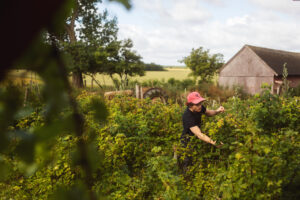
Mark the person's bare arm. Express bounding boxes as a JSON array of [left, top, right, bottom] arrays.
[[205, 106, 225, 117], [190, 126, 216, 146]]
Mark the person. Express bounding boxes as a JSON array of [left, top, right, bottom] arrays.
[[179, 91, 225, 173]]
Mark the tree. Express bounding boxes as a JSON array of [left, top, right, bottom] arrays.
[[53, 0, 119, 88], [95, 39, 145, 89], [145, 63, 166, 71], [181, 47, 224, 82], [117, 39, 145, 88]]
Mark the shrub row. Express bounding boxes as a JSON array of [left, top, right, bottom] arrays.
[[0, 89, 299, 199]]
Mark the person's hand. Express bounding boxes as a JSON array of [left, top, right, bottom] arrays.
[[210, 140, 216, 146], [216, 106, 225, 113], [215, 141, 224, 148], [211, 140, 223, 148]]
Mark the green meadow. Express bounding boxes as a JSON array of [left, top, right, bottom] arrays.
[[84, 67, 191, 86], [7, 68, 192, 87]]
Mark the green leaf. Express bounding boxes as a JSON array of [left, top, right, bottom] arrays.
[[0, 157, 12, 181], [89, 97, 108, 122], [14, 131, 36, 163], [34, 113, 75, 141], [50, 182, 90, 200], [108, 0, 132, 10]]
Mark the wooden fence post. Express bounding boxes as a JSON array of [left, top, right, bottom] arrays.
[[136, 84, 139, 98], [135, 84, 143, 99], [140, 85, 143, 99]]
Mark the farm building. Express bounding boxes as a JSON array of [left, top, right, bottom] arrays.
[[219, 45, 300, 94]]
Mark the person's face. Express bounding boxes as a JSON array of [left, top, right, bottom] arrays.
[[191, 102, 202, 112]]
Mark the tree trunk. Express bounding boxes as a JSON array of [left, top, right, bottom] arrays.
[[72, 71, 84, 88], [90, 74, 103, 89], [119, 74, 124, 90], [124, 74, 129, 87], [66, 1, 84, 88]]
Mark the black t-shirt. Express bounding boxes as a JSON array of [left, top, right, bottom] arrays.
[[181, 106, 206, 146]]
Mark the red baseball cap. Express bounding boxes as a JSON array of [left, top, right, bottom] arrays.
[[187, 92, 206, 104]]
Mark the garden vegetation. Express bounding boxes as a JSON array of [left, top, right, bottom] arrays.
[[0, 86, 299, 199]]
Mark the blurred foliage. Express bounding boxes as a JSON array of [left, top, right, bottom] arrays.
[[289, 83, 300, 97], [0, 0, 131, 199], [108, 0, 131, 10]]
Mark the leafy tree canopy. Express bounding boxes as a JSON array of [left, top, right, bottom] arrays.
[[95, 38, 145, 89], [181, 47, 224, 82], [145, 63, 166, 71], [52, 0, 119, 87]]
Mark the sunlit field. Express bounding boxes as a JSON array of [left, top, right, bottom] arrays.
[[7, 68, 192, 87], [84, 67, 191, 86], [5, 70, 42, 85]]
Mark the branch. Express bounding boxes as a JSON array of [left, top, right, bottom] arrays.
[[90, 74, 103, 89], [70, 3, 78, 30]]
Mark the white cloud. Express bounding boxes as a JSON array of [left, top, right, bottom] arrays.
[[248, 0, 300, 16], [132, 0, 212, 25], [133, 0, 163, 12], [104, 0, 300, 65], [168, 0, 212, 23], [120, 13, 300, 65], [226, 15, 253, 26], [202, 0, 226, 6]]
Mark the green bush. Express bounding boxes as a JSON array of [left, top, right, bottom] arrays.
[[1, 90, 299, 200], [290, 83, 300, 97]]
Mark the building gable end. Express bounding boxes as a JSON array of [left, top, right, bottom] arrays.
[[220, 45, 277, 77], [246, 45, 278, 76]]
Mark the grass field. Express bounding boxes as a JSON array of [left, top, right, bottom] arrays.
[[5, 70, 42, 85], [7, 68, 192, 87], [84, 67, 192, 86]]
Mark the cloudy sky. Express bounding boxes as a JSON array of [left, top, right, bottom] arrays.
[[99, 0, 300, 66]]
